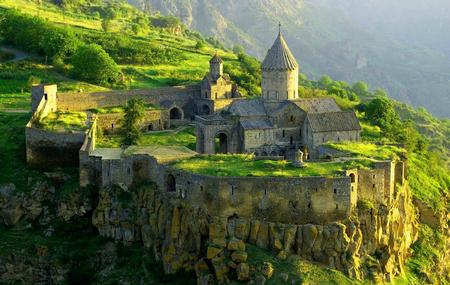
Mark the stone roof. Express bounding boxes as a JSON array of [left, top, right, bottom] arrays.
[[210, 53, 223, 64], [307, 112, 361, 132], [228, 99, 267, 117], [293, 98, 341, 113], [240, 119, 273, 130], [203, 73, 231, 85], [261, 32, 298, 71]]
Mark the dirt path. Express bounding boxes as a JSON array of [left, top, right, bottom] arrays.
[[0, 109, 30, 113], [0, 46, 30, 62]]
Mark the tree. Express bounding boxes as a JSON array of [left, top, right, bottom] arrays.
[[195, 40, 205, 50], [365, 97, 400, 139], [71, 44, 120, 85], [122, 99, 146, 145], [232, 45, 245, 55], [319, 75, 333, 88], [41, 26, 79, 59], [352, 81, 369, 96], [373, 88, 388, 98]]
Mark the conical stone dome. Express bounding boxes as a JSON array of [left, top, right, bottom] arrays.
[[261, 32, 298, 71]]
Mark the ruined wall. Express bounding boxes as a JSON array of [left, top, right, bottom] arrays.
[[26, 125, 86, 167], [56, 85, 200, 119]]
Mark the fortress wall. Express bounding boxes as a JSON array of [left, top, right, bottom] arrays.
[[26, 125, 86, 167], [356, 168, 387, 204], [56, 85, 201, 118], [156, 168, 353, 225]]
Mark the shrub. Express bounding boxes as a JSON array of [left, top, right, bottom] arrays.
[[71, 44, 120, 85], [122, 99, 146, 145]]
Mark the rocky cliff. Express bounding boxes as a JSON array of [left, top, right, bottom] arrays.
[[92, 181, 419, 283]]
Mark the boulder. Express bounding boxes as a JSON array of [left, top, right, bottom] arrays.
[[206, 246, 222, 259], [228, 237, 246, 251], [231, 251, 248, 263], [236, 263, 250, 281]]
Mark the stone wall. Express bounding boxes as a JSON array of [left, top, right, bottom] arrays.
[[26, 124, 86, 167], [56, 85, 200, 119], [96, 110, 170, 134]]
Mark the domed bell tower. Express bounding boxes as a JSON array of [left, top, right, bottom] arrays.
[[261, 24, 299, 101]]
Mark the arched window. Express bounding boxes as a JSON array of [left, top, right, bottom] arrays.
[[349, 173, 356, 183], [166, 174, 176, 192]]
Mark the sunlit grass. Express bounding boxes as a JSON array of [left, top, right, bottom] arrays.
[[325, 141, 406, 161], [173, 154, 372, 177], [38, 111, 87, 132], [96, 127, 196, 150]]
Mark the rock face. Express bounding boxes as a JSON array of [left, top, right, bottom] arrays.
[[92, 181, 419, 283]]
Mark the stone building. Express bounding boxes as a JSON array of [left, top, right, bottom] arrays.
[[196, 30, 361, 158], [197, 53, 241, 115]]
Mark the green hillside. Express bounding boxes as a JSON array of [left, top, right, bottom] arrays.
[[0, 1, 448, 284]]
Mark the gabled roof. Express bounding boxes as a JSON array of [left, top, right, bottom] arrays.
[[293, 98, 341, 113], [307, 112, 361, 132], [240, 119, 273, 130], [228, 99, 267, 117], [261, 32, 298, 71]]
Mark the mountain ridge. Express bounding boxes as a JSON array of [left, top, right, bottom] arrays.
[[134, 0, 450, 118]]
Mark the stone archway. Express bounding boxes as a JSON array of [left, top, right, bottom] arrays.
[[166, 174, 176, 192], [170, 107, 183, 120], [215, 132, 228, 154]]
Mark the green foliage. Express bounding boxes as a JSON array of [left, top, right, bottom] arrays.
[[364, 97, 400, 139], [195, 40, 206, 50], [224, 52, 261, 96], [122, 99, 146, 145], [246, 244, 353, 285], [71, 43, 120, 84], [351, 81, 369, 96], [0, 9, 79, 59], [0, 50, 14, 62], [406, 225, 448, 284]]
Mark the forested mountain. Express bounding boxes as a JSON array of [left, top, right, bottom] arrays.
[[133, 0, 450, 118]]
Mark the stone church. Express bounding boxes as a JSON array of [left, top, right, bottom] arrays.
[[196, 29, 361, 158]]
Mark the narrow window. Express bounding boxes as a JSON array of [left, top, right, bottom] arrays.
[[373, 175, 376, 179], [372, 184, 376, 189], [290, 136, 293, 145], [290, 115, 294, 122], [200, 186, 204, 192], [264, 189, 267, 195], [44, 93, 48, 100], [127, 168, 131, 174], [282, 130, 285, 137], [334, 189, 337, 194], [336, 204, 339, 209], [308, 203, 311, 209], [111, 123, 114, 129]]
